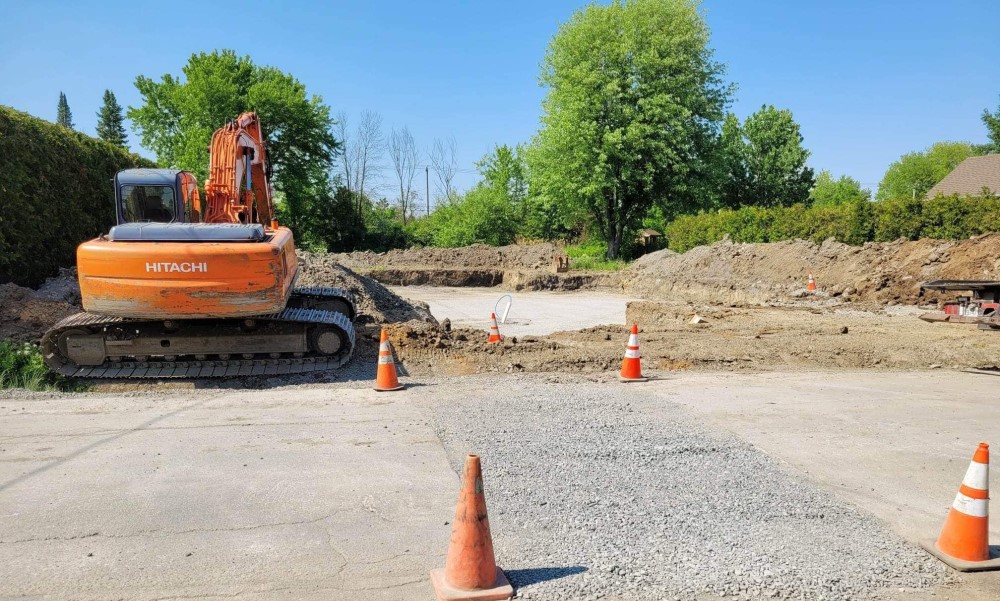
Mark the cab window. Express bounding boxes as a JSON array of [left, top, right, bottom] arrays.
[[121, 185, 176, 223]]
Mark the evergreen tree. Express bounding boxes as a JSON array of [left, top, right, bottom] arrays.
[[56, 92, 74, 129], [96, 89, 128, 147]]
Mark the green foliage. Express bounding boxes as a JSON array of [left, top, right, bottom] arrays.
[[363, 200, 409, 252], [983, 96, 1000, 153], [719, 105, 814, 208], [0, 105, 155, 287], [0, 341, 81, 391], [56, 92, 73, 129], [128, 50, 338, 237], [876, 141, 975, 201], [96, 89, 128, 148], [810, 170, 870, 207], [528, 0, 731, 259], [663, 195, 1000, 252], [564, 241, 628, 271], [426, 186, 519, 248]]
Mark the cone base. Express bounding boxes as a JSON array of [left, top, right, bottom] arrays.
[[920, 539, 1000, 572], [374, 383, 405, 392], [430, 567, 513, 601], [619, 374, 649, 382]]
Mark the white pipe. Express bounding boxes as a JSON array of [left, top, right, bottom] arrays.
[[495, 294, 513, 324]]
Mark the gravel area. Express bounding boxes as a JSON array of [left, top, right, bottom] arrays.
[[432, 379, 950, 600]]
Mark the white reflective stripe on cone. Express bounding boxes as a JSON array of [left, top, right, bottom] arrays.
[[379, 341, 391, 352], [378, 354, 395, 365], [962, 461, 989, 491], [624, 349, 641, 359], [952, 492, 989, 518], [627, 334, 639, 346]]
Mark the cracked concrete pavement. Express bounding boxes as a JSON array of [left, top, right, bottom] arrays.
[[0, 384, 455, 600]]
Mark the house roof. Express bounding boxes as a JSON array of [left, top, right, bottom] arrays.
[[639, 229, 661, 237], [926, 154, 1000, 199]]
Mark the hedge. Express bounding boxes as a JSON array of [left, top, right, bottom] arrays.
[[0, 106, 155, 287], [663, 195, 1000, 253]]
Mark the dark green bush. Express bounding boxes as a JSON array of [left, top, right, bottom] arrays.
[[664, 194, 999, 252], [0, 106, 154, 287]]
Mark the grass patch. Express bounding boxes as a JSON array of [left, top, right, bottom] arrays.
[[564, 243, 629, 271], [0, 340, 83, 391]]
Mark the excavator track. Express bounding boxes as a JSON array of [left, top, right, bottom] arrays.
[[42, 287, 357, 379]]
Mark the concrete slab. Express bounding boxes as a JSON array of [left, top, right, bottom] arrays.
[[647, 369, 1000, 599], [0, 387, 456, 600], [388, 285, 628, 336]]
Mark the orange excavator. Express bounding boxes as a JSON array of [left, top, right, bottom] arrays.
[[42, 112, 356, 378]]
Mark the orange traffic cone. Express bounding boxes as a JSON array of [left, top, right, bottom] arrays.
[[487, 313, 503, 344], [922, 442, 1000, 571], [619, 323, 648, 382], [807, 273, 817, 291], [373, 328, 404, 391], [430, 455, 513, 601]]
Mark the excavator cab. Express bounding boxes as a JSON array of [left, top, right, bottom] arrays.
[[115, 169, 201, 224]]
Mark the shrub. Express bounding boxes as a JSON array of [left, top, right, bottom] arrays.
[[663, 194, 996, 252], [0, 106, 155, 287]]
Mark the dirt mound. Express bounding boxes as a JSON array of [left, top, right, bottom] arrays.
[[626, 234, 1000, 305], [331, 242, 561, 271], [0, 283, 78, 343], [296, 252, 436, 325]]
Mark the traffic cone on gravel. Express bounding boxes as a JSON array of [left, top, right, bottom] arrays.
[[922, 442, 1000, 571], [619, 323, 648, 382], [373, 328, 404, 392], [487, 313, 503, 344], [430, 455, 513, 601], [807, 273, 817, 291]]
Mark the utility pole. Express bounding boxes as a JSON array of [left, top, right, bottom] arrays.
[[425, 166, 430, 215]]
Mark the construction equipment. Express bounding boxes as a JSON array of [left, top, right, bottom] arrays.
[[42, 112, 356, 378], [918, 280, 1000, 332]]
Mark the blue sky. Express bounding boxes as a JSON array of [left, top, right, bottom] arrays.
[[2, 0, 998, 201]]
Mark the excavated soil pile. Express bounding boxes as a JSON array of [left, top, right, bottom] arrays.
[[0, 283, 78, 343], [329, 242, 617, 290], [296, 252, 435, 325], [331, 242, 561, 271], [625, 234, 1000, 306]]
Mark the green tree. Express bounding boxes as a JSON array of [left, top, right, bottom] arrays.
[[96, 89, 128, 148], [127, 50, 338, 234], [527, 0, 731, 259], [876, 141, 974, 200], [56, 92, 74, 129], [982, 97, 1000, 153], [719, 105, 814, 208], [810, 170, 869, 206]]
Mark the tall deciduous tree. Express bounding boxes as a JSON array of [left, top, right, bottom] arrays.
[[336, 110, 385, 217], [982, 97, 1000, 153], [56, 92, 74, 129], [876, 141, 974, 200], [127, 50, 338, 234], [430, 137, 458, 201], [528, 0, 730, 259], [96, 89, 128, 147], [810, 170, 870, 206], [719, 105, 814, 208], [388, 126, 419, 224]]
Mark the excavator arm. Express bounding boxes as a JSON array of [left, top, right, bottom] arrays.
[[203, 112, 274, 225]]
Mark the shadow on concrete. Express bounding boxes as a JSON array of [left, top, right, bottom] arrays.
[[506, 565, 588, 587]]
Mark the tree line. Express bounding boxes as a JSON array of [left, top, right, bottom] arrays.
[[115, 0, 999, 259]]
